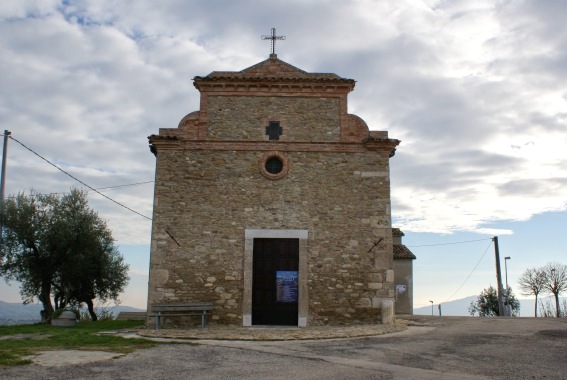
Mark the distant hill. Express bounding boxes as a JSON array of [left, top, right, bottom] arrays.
[[0, 300, 145, 325], [0, 300, 43, 325], [414, 296, 566, 317]]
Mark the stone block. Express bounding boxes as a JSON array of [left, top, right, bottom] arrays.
[[151, 269, 169, 286], [357, 298, 371, 308], [386, 270, 394, 283], [381, 300, 395, 324], [368, 282, 383, 290]]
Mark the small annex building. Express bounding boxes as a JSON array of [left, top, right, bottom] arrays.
[[392, 228, 417, 314], [146, 52, 401, 326]]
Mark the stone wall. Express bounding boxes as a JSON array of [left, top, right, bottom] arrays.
[[148, 149, 395, 325], [206, 96, 341, 142]]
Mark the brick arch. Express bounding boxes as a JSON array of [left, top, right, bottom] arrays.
[[343, 114, 370, 142], [177, 111, 200, 139]]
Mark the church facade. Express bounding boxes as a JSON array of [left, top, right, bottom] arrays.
[[147, 53, 400, 326]]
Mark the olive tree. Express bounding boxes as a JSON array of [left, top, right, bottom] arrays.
[[468, 285, 520, 317], [1, 189, 129, 321]]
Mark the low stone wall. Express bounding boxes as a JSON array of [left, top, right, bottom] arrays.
[[116, 312, 147, 321]]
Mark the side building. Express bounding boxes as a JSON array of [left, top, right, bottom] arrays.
[[392, 228, 417, 315]]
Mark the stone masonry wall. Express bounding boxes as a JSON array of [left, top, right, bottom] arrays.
[[206, 96, 341, 141], [148, 148, 395, 325]]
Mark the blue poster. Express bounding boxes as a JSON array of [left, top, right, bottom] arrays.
[[276, 271, 298, 303]]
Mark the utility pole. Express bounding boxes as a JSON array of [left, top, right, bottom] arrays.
[[0, 130, 11, 249], [493, 236, 505, 317], [504, 256, 511, 316]]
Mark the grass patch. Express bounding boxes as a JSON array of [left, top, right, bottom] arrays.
[[0, 320, 159, 367]]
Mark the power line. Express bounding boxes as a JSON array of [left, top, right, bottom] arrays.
[[5, 180, 155, 199], [407, 238, 492, 248], [442, 239, 494, 302], [9, 135, 152, 221], [95, 181, 154, 191]]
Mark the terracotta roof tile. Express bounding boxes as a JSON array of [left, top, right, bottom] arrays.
[[393, 244, 416, 260], [194, 56, 354, 84], [392, 228, 405, 237]]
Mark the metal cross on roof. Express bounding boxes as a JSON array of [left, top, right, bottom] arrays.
[[262, 28, 286, 55]]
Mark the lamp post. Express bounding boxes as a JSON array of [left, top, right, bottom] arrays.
[[504, 256, 511, 316], [429, 300, 434, 316]]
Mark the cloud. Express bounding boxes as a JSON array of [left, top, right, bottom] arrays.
[[0, 0, 566, 245]]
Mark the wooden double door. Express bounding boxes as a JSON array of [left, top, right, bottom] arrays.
[[252, 238, 299, 326]]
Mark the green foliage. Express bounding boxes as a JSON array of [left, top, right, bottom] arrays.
[[0, 320, 154, 366], [468, 286, 520, 317], [0, 191, 60, 319], [1, 188, 130, 322]]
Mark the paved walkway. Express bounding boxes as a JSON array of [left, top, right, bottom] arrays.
[[4, 317, 565, 379], [135, 320, 411, 341]]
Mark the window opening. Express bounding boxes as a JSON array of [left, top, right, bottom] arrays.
[[265, 121, 282, 140], [265, 157, 283, 174]]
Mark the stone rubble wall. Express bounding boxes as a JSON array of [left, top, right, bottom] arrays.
[[148, 149, 395, 325], [205, 96, 341, 142]]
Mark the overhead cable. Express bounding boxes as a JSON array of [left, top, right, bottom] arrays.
[[407, 238, 492, 248], [442, 240, 494, 302], [9, 135, 152, 221], [6, 180, 155, 199]]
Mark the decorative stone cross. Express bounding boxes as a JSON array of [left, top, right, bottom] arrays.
[[262, 28, 286, 55]]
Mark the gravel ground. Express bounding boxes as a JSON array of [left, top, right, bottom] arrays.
[[1, 316, 565, 380]]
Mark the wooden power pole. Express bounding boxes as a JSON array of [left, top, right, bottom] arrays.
[[493, 236, 505, 316], [0, 130, 10, 253]]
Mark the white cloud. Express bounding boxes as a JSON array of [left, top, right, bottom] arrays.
[[0, 0, 565, 246]]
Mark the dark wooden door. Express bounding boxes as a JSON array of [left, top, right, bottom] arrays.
[[252, 238, 299, 325]]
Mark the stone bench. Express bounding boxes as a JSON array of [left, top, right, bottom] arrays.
[[149, 302, 214, 329]]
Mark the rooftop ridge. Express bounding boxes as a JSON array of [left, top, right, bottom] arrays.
[[195, 56, 350, 82]]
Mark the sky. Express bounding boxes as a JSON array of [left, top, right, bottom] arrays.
[[1, 0, 566, 311]]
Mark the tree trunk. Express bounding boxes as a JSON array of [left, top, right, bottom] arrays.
[[38, 288, 54, 322], [54, 293, 64, 310], [85, 299, 98, 321], [554, 293, 560, 318], [534, 294, 538, 317]]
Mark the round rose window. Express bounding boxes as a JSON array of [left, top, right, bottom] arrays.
[[260, 152, 289, 180]]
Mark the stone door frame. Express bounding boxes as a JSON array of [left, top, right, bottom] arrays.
[[243, 229, 309, 327]]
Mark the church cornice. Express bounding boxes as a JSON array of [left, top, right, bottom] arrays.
[[193, 77, 355, 93], [148, 135, 179, 156], [362, 136, 401, 157], [148, 136, 400, 157]]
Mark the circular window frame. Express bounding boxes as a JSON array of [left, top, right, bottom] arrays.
[[259, 151, 289, 180]]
